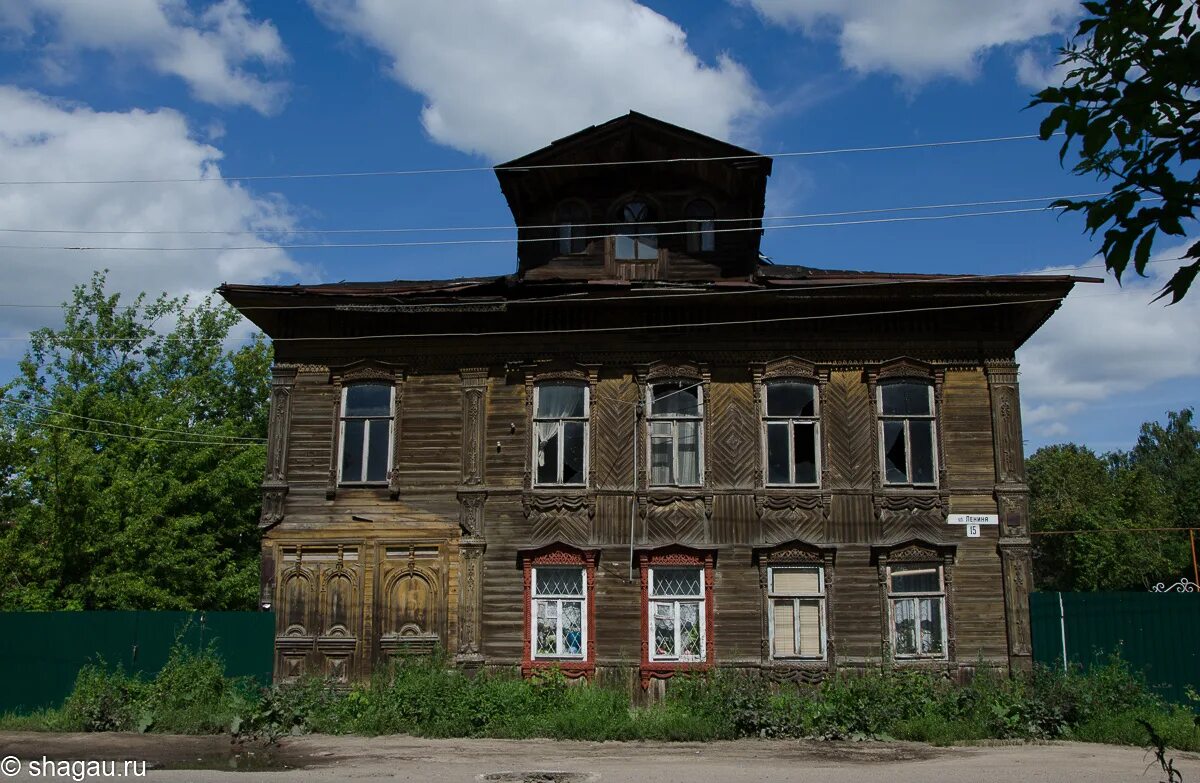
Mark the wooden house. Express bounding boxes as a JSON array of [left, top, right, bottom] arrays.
[[220, 112, 1093, 694]]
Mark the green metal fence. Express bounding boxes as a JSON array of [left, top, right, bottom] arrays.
[[0, 611, 275, 715], [1031, 591, 1200, 704]]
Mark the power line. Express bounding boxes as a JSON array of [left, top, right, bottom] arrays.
[[0, 191, 1112, 237], [1030, 527, 1198, 535], [0, 398, 266, 442], [0, 203, 1103, 252], [0, 410, 264, 447], [0, 132, 1063, 186]]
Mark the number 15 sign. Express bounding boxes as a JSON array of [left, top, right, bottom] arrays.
[[947, 513, 998, 539]]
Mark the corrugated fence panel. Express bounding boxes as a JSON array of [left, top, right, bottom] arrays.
[[1030, 592, 1200, 704], [0, 611, 275, 714]]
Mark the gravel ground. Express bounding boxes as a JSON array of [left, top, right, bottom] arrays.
[[2, 731, 1198, 783]]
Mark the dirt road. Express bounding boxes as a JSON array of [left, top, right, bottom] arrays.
[[2, 731, 1197, 783]]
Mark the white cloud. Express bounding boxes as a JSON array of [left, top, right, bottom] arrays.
[[0, 87, 305, 351], [1017, 249, 1200, 439], [1014, 48, 1072, 90], [735, 0, 1078, 83], [0, 0, 288, 114], [309, 0, 763, 161]]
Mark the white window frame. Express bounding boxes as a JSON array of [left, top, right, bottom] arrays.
[[530, 566, 588, 660], [886, 563, 948, 660], [615, 200, 659, 262], [647, 382, 705, 488], [762, 380, 821, 487], [648, 567, 707, 663], [877, 381, 938, 487], [337, 383, 395, 486], [532, 382, 590, 487], [767, 565, 827, 661]]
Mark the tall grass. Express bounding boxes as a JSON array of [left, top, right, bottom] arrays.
[[1, 647, 1196, 752]]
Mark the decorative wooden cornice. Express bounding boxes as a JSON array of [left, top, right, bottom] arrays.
[[874, 356, 936, 381], [521, 489, 595, 519], [871, 538, 956, 564], [751, 538, 835, 565]]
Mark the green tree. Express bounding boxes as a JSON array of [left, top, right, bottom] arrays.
[[1031, 0, 1199, 303], [1028, 412, 1196, 591], [0, 272, 270, 610]]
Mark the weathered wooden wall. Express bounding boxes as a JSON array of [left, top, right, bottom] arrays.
[[260, 354, 1020, 685]]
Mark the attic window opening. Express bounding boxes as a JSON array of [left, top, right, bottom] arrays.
[[685, 200, 716, 253], [555, 201, 590, 255], [615, 200, 658, 261]]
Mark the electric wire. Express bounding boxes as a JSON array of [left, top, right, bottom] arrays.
[[0, 410, 263, 448], [0, 191, 1112, 237], [0, 202, 1128, 251], [0, 398, 267, 442], [0, 132, 1064, 186]]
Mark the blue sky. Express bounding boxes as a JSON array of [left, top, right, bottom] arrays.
[[0, 0, 1195, 455]]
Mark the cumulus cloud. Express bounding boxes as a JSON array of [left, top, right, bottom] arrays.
[[735, 0, 1078, 83], [309, 0, 763, 160], [0, 0, 288, 113], [0, 87, 305, 350], [1017, 249, 1200, 439], [1014, 48, 1073, 90]]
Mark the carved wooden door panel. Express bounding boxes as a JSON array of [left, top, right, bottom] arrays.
[[374, 541, 449, 661], [275, 544, 363, 683]]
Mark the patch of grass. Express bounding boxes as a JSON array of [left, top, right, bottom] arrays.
[[7, 647, 1197, 753]]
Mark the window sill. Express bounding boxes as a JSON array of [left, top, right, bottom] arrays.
[[337, 482, 389, 488]]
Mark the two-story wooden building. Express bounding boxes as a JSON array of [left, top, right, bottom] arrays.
[[220, 112, 1093, 694]]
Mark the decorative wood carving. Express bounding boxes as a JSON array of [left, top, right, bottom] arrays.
[[388, 372, 406, 499], [457, 537, 486, 662], [260, 366, 295, 529], [876, 356, 935, 381], [377, 542, 445, 659], [520, 542, 599, 679], [999, 541, 1034, 662], [457, 491, 487, 536], [461, 368, 488, 487], [521, 490, 592, 518], [324, 362, 401, 500], [637, 545, 716, 688], [873, 539, 957, 664], [753, 540, 837, 669]]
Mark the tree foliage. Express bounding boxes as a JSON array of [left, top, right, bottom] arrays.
[[1031, 0, 1200, 303], [1028, 409, 1199, 591], [0, 272, 270, 610]]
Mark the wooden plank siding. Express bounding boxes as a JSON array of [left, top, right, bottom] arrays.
[[259, 361, 1020, 684]]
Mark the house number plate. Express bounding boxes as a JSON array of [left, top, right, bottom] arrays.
[[947, 513, 997, 538]]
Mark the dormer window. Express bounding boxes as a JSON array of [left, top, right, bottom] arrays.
[[615, 200, 658, 261], [555, 201, 589, 255], [685, 200, 716, 253]]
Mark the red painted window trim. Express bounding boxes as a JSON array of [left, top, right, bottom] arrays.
[[639, 545, 716, 688], [521, 543, 598, 680]]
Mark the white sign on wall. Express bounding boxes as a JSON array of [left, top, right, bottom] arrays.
[[947, 514, 998, 526]]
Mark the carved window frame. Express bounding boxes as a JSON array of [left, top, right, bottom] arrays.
[[638, 546, 716, 687], [531, 381, 591, 488], [325, 364, 405, 499], [753, 358, 825, 489], [521, 543, 598, 679], [873, 541, 956, 664], [867, 358, 946, 492], [336, 383, 396, 487], [522, 365, 598, 498], [754, 541, 835, 668], [643, 361, 707, 489]]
